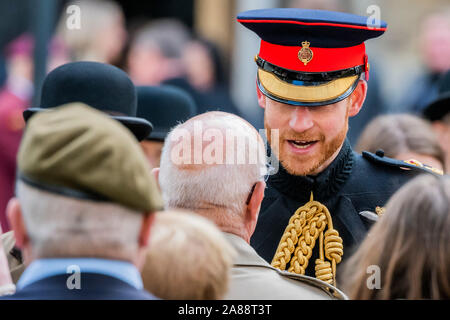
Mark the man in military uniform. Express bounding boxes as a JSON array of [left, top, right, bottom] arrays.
[[157, 111, 347, 299], [236, 8, 442, 285]]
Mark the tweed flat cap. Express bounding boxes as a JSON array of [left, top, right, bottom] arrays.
[[17, 102, 163, 212]]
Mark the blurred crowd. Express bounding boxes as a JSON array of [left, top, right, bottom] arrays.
[[0, 0, 449, 301]]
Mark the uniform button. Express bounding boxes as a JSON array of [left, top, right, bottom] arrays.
[[375, 149, 384, 157]]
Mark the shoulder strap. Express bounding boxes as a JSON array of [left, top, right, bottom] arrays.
[[362, 151, 444, 176]]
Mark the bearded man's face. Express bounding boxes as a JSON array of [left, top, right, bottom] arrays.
[[263, 95, 351, 176]]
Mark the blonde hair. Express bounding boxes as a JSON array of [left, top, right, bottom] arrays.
[[356, 114, 445, 169], [141, 211, 236, 299], [340, 174, 450, 299]]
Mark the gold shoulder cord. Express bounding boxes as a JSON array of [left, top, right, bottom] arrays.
[[271, 193, 343, 286]]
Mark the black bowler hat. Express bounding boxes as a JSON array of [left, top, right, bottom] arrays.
[[136, 85, 197, 141], [423, 71, 450, 121], [23, 61, 153, 141]]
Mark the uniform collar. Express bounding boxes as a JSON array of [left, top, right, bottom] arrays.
[[17, 258, 143, 290], [269, 139, 354, 202]]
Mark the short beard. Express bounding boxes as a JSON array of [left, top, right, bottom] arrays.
[[265, 112, 348, 176]]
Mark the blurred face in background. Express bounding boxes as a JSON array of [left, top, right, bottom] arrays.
[[421, 13, 450, 73], [127, 45, 167, 85], [141, 140, 164, 168], [183, 41, 215, 91]]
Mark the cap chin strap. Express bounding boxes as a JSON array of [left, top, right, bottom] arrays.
[[271, 193, 343, 287]]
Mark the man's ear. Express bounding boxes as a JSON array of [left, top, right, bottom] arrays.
[[6, 198, 29, 249], [348, 80, 367, 117], [151, 167, 160, 190], [256, 83, 266, 109], [245, 181, 266, 235], [138, 212, 156, 248]]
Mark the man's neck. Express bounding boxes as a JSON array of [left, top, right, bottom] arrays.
[[309, 142, 344, 176], [193, 208, 250, 243]]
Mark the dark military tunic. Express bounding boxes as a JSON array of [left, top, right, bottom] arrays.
[[250, 139, 435, 277]]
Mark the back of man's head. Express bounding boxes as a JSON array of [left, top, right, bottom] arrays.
[[8, 103, 163, 265], [158, 112, 267, 241]]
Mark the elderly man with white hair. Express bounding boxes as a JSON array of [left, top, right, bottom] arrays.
[[155, 111, 346, 299]]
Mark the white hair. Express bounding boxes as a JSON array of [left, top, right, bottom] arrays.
[[142, 210, 236, 299], [159, 113, 267, 217], [17, 181, 143, 259]]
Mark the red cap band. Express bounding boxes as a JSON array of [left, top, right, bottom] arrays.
[[259, 40, 366, 72]]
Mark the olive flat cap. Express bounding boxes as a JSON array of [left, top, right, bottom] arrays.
[[17, 102, 163, 213]]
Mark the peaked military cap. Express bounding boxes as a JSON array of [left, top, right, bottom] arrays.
[[18, 102, 163, 213], [136, 85, 197, 141], [423, 70, 450, 121], [237, 8, 387, 106], [23, 61, 153, 141]]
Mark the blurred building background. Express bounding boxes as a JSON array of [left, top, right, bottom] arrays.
[[0, 0, 450, 231]]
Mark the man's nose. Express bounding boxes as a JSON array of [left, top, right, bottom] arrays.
[[289, 106, 314, 132]]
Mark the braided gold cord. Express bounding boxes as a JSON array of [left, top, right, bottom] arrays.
[[271, 193, 344, 286]]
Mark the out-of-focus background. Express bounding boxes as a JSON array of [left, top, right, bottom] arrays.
[[0, 0, 449, 232]]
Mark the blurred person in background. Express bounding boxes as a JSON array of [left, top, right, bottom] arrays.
[[288, 0, 388, 147], [57, 0, 127, 64], [3, 104, 163, 300], [179, 38, 242, 116], [142, 211, 236, 300], [237, 8, 443, 289], [127, 19, 190, 86], [399, 9, 450, 114], [156, 111, 344, 299], [423, 70, 450, 173], [340, 174, 450, 299], [356, 114, 445, 173], [0, 34, 69, 232], [136, 85, 197, 168]]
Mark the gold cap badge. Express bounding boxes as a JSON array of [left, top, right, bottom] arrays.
[[298, 41, 313, 65]]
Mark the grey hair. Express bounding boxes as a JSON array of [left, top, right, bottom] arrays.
[[16, 181, 143, 259], [131, 19, 190, 59]]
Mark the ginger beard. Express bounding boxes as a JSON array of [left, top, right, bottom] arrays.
[[265, 106, 349, 176]]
